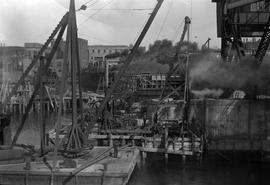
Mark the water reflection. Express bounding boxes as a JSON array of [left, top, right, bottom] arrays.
[[10, 114, 270, 185], [129, 153, 270, 185], [10, 113, 70, 146]]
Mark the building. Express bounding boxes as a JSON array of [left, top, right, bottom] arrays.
[[52, 38, 89, 77], [78, 38, 89, 69], [88, 45, 130, 68], [23, 38, 89, 79], [0, 46, 24, 84], [23, 43, 49, 76], [0, 45, 32, 101]]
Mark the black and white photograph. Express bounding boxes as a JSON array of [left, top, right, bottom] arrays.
[[0, 0, 270, 184]]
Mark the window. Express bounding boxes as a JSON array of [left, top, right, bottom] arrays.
[[104, 49, 106, 53], [98, 49, 100, 53], [92, 49, 95, 53], [94, 57, 103, 61], [57, 61, 62, 67], [56, 48, 64, 59]]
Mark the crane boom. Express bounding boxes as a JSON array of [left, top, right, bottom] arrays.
[[85, 0, 165, 135], [159, 16, 191, 101], [254, 16, 270, 63], [179, 16, 191, 44]]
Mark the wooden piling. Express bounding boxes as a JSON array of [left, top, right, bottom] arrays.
[[164, 125, 168, 160]]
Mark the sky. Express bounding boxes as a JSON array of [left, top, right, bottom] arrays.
[[0, 0, 220, 49]]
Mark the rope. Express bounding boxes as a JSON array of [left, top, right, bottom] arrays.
[[172, 19, 185, 43], [156, 0, 173, 40], [78, 0, 115, 27]]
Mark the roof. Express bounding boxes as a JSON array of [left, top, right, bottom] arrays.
[[24, 43, 43, 48], [88, 45, 129, 48], [0, 46, 24, 56]]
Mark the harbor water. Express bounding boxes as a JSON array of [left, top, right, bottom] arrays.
[[129, 153, 270, 185], [10, 114, 270, 185]]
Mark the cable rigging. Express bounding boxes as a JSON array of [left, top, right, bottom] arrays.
[[78, 0, 115, 27], [156, 0, 173, 40]]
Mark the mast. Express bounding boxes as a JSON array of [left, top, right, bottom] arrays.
[[65, 0, 84, 151], [53, 0, 84, 169]]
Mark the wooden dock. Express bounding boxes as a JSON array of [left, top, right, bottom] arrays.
[[0, 147, 139, 185], [88, 134, 202, 158]]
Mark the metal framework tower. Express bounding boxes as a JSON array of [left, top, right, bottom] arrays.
[[212, 0, 270, 62]]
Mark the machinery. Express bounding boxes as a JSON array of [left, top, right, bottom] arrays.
[[158, 16, 191, 101], [201, 38, 211, 50], [213, 0, 270, 63]]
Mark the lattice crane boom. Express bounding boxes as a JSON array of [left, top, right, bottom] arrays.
[[254, 16, 270, 63]]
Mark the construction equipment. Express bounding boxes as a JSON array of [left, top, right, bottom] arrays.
[[201, 38, 211, 50], [11, 14, 69, 150], [254, 16, 270, 63], [0, 13, 69, 111], [85, 0, 165, 135], [158, 16, 191, 101], [213, 0, 270, 61], [227, 0, 262, 10], [179, 16, 191, 44]]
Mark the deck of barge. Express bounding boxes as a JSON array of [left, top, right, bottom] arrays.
[[0, 147, 139, 185]]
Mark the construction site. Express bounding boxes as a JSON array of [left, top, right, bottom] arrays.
[[0, 0, 270, 185]]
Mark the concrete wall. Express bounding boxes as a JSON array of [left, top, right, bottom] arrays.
[[156, 99, 270, 151], [202, 99, 270, 151]]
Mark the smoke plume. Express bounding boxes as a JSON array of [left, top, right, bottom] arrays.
[[190, 53, 270, 97], [191, 88, 224, 98]]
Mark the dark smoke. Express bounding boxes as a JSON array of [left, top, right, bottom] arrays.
[[190, 53, 270, 98]]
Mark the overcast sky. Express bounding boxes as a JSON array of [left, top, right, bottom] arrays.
[[0, 0, 220, 48]]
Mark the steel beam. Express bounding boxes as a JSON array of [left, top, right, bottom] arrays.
[[227, 0, 261, 10]]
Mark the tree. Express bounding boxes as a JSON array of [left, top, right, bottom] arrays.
[[148, 39, 173, 53]]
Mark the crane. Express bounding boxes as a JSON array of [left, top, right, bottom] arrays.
[[201, 38, 211, 50], [158, 16, 191, 101], [254, 16, 270, 63], [85, 0, 165, 136]]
